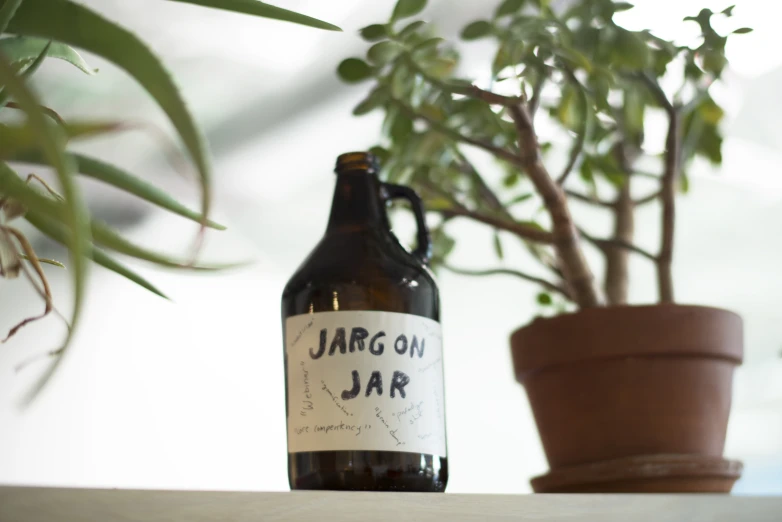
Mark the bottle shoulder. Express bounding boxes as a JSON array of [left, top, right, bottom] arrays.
[[282, 231, 439, 320]]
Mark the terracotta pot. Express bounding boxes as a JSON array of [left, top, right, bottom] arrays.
[[510, 305, 743, 492]]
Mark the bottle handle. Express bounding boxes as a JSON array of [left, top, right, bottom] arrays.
[[381, 182, 432, 264]]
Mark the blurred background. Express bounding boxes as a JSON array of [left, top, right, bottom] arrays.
[[0, 0, 780, 494]]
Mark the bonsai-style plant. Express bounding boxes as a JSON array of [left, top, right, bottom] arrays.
[[0, 0, 339, 398], [337, 0, 751, 493]]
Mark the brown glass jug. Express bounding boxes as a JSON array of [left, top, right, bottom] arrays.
[[281, 152, 447, 491]]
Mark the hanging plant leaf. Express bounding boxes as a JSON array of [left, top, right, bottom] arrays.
[[0, 37, 95, 74], [166, 0, 340, 31], [8, 0, 214, 229]]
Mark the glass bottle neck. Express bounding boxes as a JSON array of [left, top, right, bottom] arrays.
[[326, 172, 388, 234]]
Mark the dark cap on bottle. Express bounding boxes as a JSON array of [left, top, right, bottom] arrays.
[[335, 151, 379, 174]]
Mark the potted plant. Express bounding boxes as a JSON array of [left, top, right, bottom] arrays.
[[0, 0, 339, 400], [337, 0, 751, 492]]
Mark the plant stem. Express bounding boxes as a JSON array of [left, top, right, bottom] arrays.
[[604, 174, 634, 305], [443, 264, 570, 298], [657, 109, 680, 303], [506, 102, 602, 308], [565, 189, 614, 208], [579, 226, 657, 262], [634, 190, 662, 206]]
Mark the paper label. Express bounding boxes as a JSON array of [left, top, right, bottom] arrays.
[[285, 311, 446, 457]]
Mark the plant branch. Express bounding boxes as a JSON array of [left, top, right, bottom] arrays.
[[638, 73, 675, 115], [438, 205, 555, 244], [404, 55, 522, 107], [528, 73, 546, 118], [565, 189, 614, 208], [657, 108, 680, 303], [578, 226, 657, 263], [443, 264, 570, 298], [391, 98, 523, 166], [634, 190, 662, 206], [506, 102, 602, 307]]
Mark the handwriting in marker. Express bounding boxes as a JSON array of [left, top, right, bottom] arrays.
[[321, 380, 352, 416], [389, 429, 405, 447], [374, 407, 390, 429], [290, 317, 315, 348]]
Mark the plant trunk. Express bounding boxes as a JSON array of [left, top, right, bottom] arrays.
[[507, 104, 602, 308], [605, 177, 634, 305], [658, 111, 680, 303]]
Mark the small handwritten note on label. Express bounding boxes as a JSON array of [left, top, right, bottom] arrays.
[[285, 311, 447, 457]]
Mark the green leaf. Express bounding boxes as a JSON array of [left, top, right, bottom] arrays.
[[537, 292, 552, 305], [23, 211, 169, 299], [505, 193, 533, 206], [392, 0, 427, 21], [360, 23, 387, 41], [12, 150, 225, 230], [421, 57, 455, 78], [367, 41, 403, 65], [611, 29, 651, 70], [337, 57, 372, 83], [622, 87, 645, 145], [369, 145, 390, 166], [0, 120, 127, 159], [89, 219, 242, 270], [701, 50, 727, 76], [679, 172, 690, 193], [9, 0, 214, 232], [579, 158, 597, 196], [412, 37, 443, 53], [0, 37, 95, 74], [353, 87, 389, 116], [733, 27, 753, 34], [613, 2, 634, 12], [461, 20, 492, 40], [721, 5, 735, 16], [696, 97, 724, 125], [556, 47, 593, 71], [390, 112, 413, 143], [398, 20, 426, 40], [0, 55, 88, 401], [165, 0, 341, 31], [495, 0, 524, 17], [493, 232, 504, 259]]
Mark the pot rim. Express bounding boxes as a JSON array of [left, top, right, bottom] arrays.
[[510, 304, 744, 381]]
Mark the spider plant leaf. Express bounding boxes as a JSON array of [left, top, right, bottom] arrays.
[[24, 211, 170, 300], [8, 0, 213, 231], [90, 219, 248, 270], [0, 57, 88, 402], [13, 150, 225, 229], [0, 121, 125, 159], [166, 0, 341, 31], [0, 36, 95, 74]]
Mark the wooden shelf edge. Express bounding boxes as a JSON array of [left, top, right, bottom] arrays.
[[0, 487, 780, 522]]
